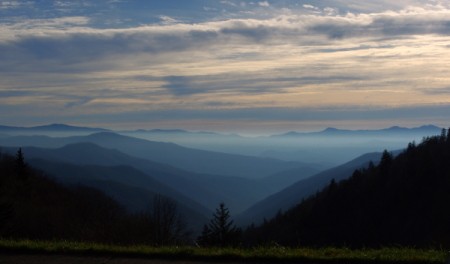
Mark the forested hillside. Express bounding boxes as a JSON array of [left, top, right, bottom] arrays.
[[245, 130, 450, 247], [0, 150, 189, 245]]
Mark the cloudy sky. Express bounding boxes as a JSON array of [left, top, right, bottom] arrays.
[[1, 0, 450, 133]]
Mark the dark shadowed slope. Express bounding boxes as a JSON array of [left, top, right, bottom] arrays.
[[29, 159, 208, 230], [2, 143, 222, 212], [236, 152, 384, 226], [247, 133, 450, 247]]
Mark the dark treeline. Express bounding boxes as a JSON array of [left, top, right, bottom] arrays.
[[0, 149, 189, 245], [245, 129, 450, 248]]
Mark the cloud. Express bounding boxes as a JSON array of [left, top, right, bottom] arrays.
[[258, 1, 270, 7], [0, 0, 33, 10], [1, 3, 450, 131], [221, 1, 237, 7], [64, 97, 94, 109], [162, 76, 199, 96]]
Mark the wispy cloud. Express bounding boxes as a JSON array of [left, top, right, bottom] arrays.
[[1, 1, 450, 131]]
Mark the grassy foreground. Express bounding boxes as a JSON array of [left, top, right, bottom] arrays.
[[0, 239, 447, 263]]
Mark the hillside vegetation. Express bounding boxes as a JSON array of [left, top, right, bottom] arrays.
[[246, 130, 450, 247], [0, 150, 189, 245]]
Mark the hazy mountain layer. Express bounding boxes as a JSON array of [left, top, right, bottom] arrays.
[[236, 152, 384, 226], [0, 132, 306, 179]]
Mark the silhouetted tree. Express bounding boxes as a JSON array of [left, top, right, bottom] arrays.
[[197, 203, 241, 247], [447, 127, 450, 142], [15, 148, 27, 179], [379, 150, 392, 176], [440, 128, 447, 142], [197, 224, 212, 246]]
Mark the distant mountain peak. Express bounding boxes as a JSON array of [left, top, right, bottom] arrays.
[[87, 131, 123, 138], [418, 124, 441, 130], [387, 125, 403, 130], [322, 127, 341, 132], [149, 129, 187, 133]]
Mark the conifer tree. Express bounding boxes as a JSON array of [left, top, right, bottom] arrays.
[[15, 148, 27, 179], [197, 203, 241, 247], [447, 127, 450, 142], [379, 150, 392, 176]]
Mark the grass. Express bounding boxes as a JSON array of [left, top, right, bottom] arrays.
[[0, 239, 447, 263]]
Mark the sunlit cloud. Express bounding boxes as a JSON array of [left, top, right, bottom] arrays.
[[1, 1, 450, 131]]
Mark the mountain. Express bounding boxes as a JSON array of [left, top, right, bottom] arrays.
[[236, 152, 384, 226], [1, 143, 223, 212], [0, 151, 196, 244], [29, 159, 208, 230], [0, 132, 305, 179], [2, 123, 439, 166], [273, 125, 442, 137], [2, 143, 317, 214], [246, 132, 450, 247]]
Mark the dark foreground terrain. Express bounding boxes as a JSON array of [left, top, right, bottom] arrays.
[[1, 254, 234, 264]]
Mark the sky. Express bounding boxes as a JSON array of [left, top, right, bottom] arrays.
[[1, 0, 450, 134]]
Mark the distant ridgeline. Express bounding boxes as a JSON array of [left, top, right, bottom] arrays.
[[245, 129, 450, 247]]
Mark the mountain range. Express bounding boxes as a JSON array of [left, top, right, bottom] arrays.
[[0, 123, 444, 233], [0, 123, 441, 138], [1, 123, 442, 165], [273, 125, 441, 137], [0, 132, 308, 179], [1, 140, 319, 215]]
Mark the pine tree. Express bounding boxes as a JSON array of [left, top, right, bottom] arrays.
[[379, 150, 392, 176], [197, 224, 212, 246], [15, 148, 27, 179], [440, 128, 447, 142], [197, 203, 241, 247], [447, 127, 450, 143]]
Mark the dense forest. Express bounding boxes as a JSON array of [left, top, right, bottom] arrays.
[[245, 130, 450, 247], [0, 149, 189, 245]]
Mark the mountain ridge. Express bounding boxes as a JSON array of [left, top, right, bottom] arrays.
[[0, 123, 443, 138], [272, 125, 442, 137], [236, 151, 386, 226], [245, 132, 450, 247], [0, 132, 306, 179]]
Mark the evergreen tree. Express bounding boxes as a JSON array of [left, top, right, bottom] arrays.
[[197, 203, 241, 247], [447, 127, 450, 142], [378, 150, 392, 176], [197, 224, 212, 246], [15, 148, 27, 179], [440, 128, 447, 142]]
